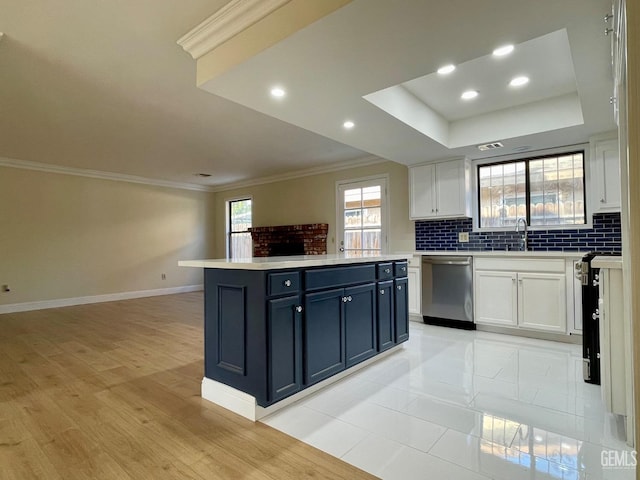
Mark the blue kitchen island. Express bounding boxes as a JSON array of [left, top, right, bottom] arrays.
[[179, 254, 409, 420]]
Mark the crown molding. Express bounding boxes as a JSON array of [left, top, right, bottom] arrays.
[[177, 0, 292, 59], [210, 155, 389, 192], [0, 157, 214, 192], [1, 155, 391, 194]]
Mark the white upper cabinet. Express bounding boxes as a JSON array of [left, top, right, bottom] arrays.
[[590, 138, 621, 213], [409, 158, 471, 219], [409, 163, 437, 219]]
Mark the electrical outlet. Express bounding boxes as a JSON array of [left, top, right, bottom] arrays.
[[161, 273, 166, 280], [458, 232, 469, 243]]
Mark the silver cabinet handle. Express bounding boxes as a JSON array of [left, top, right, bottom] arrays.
[[384, 268, 391, 274], [604, 13, 613, 22], [397, 285, 402, 291], [512, 278, 516, 283], [284, 279, 292, 287], [347, 295, 352, 302], [605, 27, 614, 35], [295, 305, 303, 313], [380, 289, 385, 295], [401, 267, 406, 272], [342, 296, 348, 303], [600, 198, 606, 203]]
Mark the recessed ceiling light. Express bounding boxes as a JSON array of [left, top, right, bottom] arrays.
[[493, 44, 514, 57], [461, 90, 478, 100], [270, 87, 286, 98], [509, 76, 530, 87], [343, 120, 355, 129], [437, 64, 456, 75]]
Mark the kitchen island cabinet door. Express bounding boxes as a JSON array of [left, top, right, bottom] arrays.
[[344, 283, 377, 367], [267, 295, 302, 402], [303, 288, 345, 386], [377, 280, 395, 351], [394, 277, 409, 343], [474, 270, 518, 327]]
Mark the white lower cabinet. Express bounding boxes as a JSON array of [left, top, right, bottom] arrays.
[[407, 257, 421, 316], [474, 258, 567, 334], [517, 273, 566, 332], [474, 271, 517, 326]]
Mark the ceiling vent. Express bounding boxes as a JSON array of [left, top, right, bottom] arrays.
[[194, 173, 212, 177], [477, 142, 504, 151]]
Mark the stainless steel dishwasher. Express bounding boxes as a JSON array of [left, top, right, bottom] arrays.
[[421, 256, 474, 330]]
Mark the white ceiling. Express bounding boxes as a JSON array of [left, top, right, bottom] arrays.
[[362, 29, 586, 150], [400, 30, 578, 122], [0, 0, 615, 189]]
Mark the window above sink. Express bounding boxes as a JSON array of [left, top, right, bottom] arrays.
[[474, 148, 587, 232]]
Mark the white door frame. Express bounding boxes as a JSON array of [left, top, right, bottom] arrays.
[[335, 174, 389, 255]]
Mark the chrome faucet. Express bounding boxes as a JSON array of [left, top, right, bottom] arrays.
[[515, 217, 528, 251]]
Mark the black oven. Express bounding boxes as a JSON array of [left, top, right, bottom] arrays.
[[576, 251, 618, 385]]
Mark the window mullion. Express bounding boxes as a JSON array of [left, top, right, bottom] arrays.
[[228, 201, 233, 257], [525, 160, 531, 225]]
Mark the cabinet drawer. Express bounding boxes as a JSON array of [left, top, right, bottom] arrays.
[[474, 257, 565, 273], [394, 261, 408, 277], [268, 271, 300, 296], [305, 264, 376, 291], [377, 263, 394, 280]]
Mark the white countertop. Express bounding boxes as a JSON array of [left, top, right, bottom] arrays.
[[178, 253, 410, 270], [592, 255, 623, 269], [404, 250, 586, 259]]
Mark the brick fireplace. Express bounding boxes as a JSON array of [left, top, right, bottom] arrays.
[[249, 224, 329, 257]]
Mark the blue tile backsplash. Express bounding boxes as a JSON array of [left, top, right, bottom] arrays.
[[415, 213, 622, 253]]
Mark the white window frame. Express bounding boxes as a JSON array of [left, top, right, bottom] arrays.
[[335, 174, 390, 255], [225, 195, 253, 259], [472, 144, 593, 232]]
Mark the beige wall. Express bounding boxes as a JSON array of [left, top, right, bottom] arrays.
[[0, 167, 215, 305], [213, 160, 415, 258]]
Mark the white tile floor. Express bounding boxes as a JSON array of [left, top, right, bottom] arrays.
[[262, 323, 636, 480]]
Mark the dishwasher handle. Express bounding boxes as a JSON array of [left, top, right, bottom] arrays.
[[422, 257, 472, 266]]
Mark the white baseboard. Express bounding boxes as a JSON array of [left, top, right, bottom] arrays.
[[202, 377, 260, 421], [0, 284, 204, 314], [201, 343, 405, 422]]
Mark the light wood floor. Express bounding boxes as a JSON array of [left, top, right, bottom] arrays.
[[0, 293, 376, 479]]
